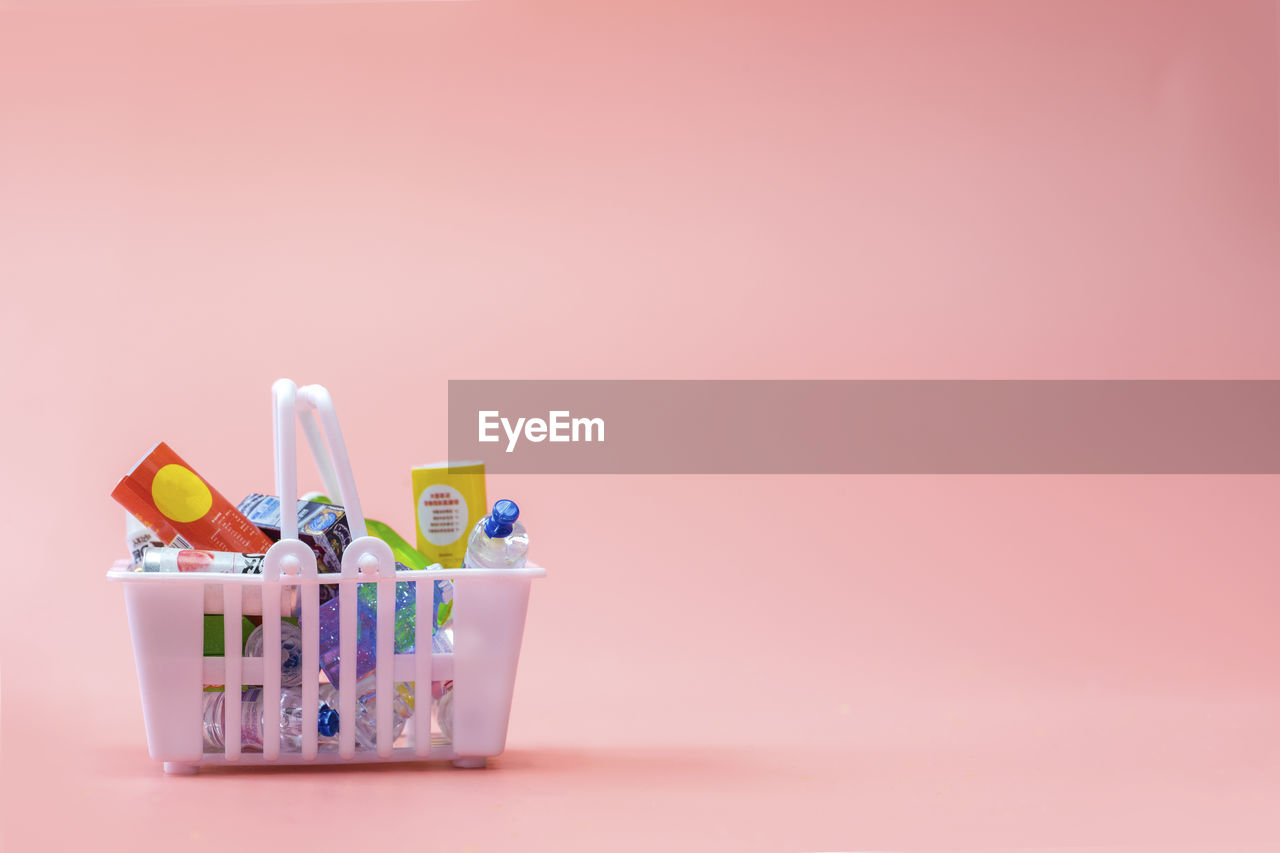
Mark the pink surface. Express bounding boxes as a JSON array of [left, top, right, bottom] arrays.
[[1, 1, 1278, 850]]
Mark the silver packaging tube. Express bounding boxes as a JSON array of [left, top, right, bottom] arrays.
[[136, 548, 302, 616], [140, 548, 266, 574]]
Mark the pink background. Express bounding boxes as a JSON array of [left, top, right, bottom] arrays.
[[1, 1, 1278, 850]]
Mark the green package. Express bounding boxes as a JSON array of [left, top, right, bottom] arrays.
[[202, 615, 299, 691], [203, 614, 256, 657]]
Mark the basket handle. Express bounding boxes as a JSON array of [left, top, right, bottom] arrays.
[[272, 379, 368, 540]]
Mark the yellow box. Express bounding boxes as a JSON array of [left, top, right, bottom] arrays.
[[412, 461, 487, 569]]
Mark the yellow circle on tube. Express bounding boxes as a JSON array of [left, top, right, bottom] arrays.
[[151, 463, 213, 523]]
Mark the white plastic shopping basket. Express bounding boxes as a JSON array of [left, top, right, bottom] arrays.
[[108, 379, 545, 774]]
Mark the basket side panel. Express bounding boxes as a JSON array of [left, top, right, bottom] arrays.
[[450, 575, 533, 758], [123, 582, 205, 762]]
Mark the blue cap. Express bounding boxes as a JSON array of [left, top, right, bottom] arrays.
[[482, 499, 520, 538], [317, 706, 339, 738]]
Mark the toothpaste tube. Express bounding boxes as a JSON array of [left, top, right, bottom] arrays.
[[112, 443, 273, 554], [142, 548, 299, 615], [141, 548, 267, 574]]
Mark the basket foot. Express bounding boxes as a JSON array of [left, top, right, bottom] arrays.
[[164, 762, 199, 776], [452, 757, 487, 769]]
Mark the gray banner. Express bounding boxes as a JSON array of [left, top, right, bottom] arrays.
[[447, 381, 1280, 474]]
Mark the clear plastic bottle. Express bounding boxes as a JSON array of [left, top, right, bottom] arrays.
[[202, 687, 339, 752], [462, 500, 529, 569], [315, 573, 457, 747], [243, 621, 304, 688], [318, 678, 411, 750], [435, 682, 455, 741], [312, 629, 455, 750]]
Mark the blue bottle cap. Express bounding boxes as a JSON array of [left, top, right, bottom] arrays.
[[482, 499, 520, 538], [317, 706, 339, 738]]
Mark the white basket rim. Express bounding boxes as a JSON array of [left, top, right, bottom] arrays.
[[107, 558, 547, 583]]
